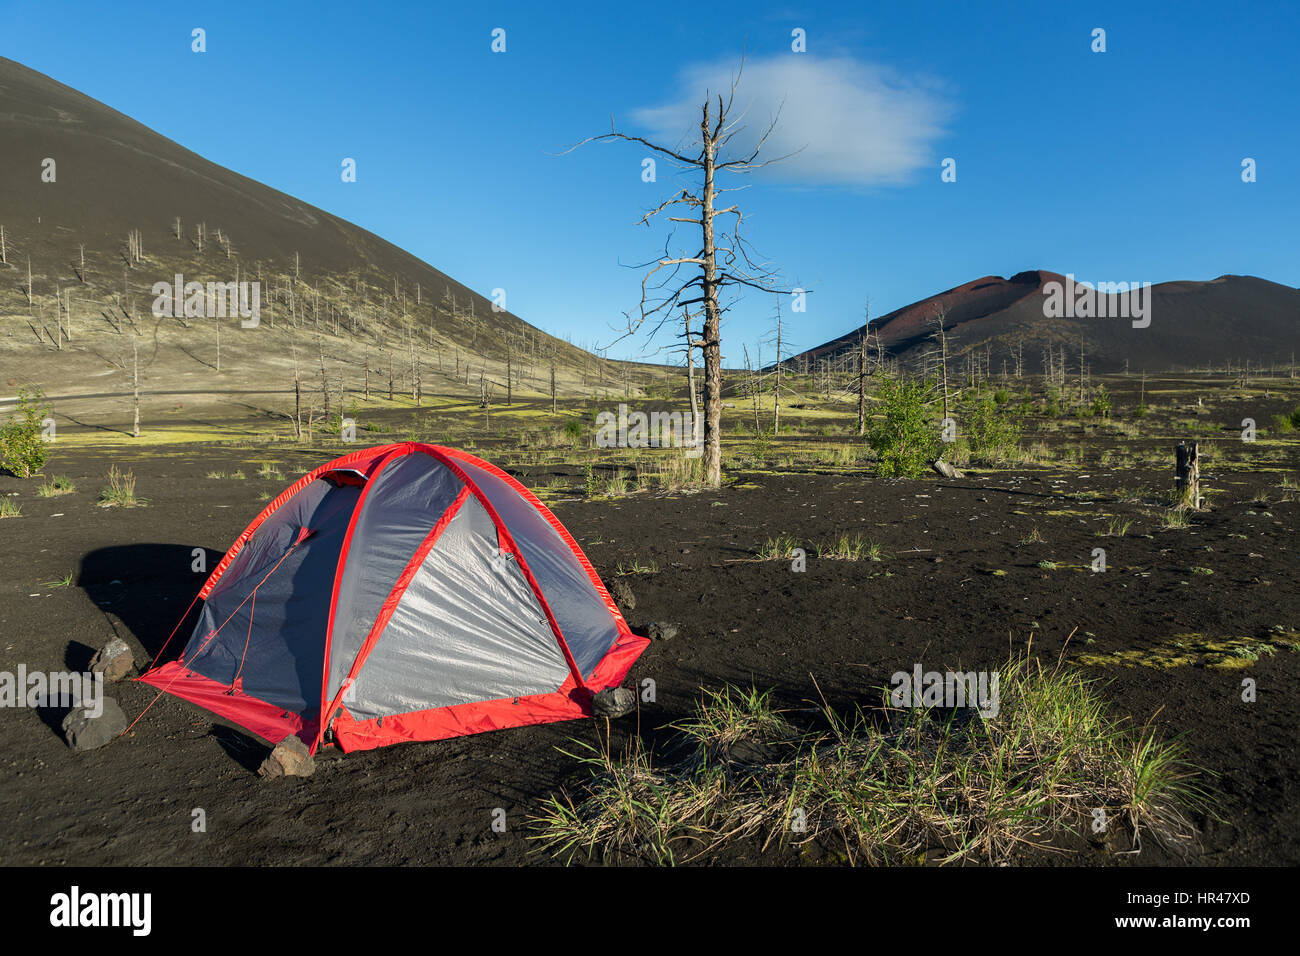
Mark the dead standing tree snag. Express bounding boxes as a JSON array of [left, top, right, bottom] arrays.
[[1176, 441, 1202, 510], [563, 58, 799, 486]]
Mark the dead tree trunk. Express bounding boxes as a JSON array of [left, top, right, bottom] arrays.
[[1176, 441, 1201, 510], [934, 304, 950, 421], [291, 344, 303, 440], [131, 335, 141, 438], [743, 344, 760, 435], [857, 330, 867, 436], [318, 335, 330, 419], [772, 299, 782, 435]]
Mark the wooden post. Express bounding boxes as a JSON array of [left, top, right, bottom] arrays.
[[1175, 441, 1200, 510]]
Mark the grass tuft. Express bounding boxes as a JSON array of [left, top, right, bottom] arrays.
[[37, 475, 76, 497], [97, 466, 143, 508], [530, 655, 1206, 865]]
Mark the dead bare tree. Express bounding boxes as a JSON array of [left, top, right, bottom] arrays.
[[563, 56, 796, 486], [131, 334, 140, 437], [318, 333, 330, 419], [858, 301, 871, 437], [94, 317, 160, 436], [931, 302, 951, 422], [742, 344, 761, 435], [291, 343, 303, 440], [765, 297, 786, 435]]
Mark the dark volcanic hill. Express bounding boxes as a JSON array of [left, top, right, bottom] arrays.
[[0, 56, 584, 368], [793, 270, 1299, 375]]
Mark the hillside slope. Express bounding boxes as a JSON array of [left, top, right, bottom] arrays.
[[0, 56, 624, 425], [793, 270, 1299, 374]]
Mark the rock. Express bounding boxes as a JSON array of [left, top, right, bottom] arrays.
[[647, 621, 679, 642], [89, 636, 135, 682], [591, 687, 636, 718], [62, 697, 128, 751], [258, 735, 315, 779], [608, 578, 636, 613], [930, 459, 964, 479], [715, 736, 778, 768]]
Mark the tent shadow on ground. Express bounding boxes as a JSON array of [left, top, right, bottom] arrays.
[[209, 724, 272, 772], [79, 543, 222, 662]]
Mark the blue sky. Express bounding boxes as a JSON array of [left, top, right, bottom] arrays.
[[4, 1, 1297, 362]]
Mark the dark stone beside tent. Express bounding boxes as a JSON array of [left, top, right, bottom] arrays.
[[592, 687, 636, 718], [62, 697, 127, 751], [647, 622, 679, 642]]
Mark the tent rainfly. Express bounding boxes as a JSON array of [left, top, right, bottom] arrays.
[[138, 443, 648, 752]]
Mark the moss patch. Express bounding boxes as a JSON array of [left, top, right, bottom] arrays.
[[1078, 631, 1300, 671]]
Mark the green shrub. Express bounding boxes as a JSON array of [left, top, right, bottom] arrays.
[[963, 396, 1023, 464], [0, 387, 51, 478], [867, 377, 939, 478], [1090, 385, 1112, 418], [1271, 404, 1300, 433]]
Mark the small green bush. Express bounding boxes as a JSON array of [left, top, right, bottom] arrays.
[[0, 387, 51, 478], [867, 377, 939, 478], [963, 397, 1024, 464], [1090, 385, 1112, 418]]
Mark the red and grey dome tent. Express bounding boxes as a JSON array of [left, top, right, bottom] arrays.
[[138, 443, 647, 753]]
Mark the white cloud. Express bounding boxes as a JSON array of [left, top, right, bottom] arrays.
[[631, 56, 953, 187]]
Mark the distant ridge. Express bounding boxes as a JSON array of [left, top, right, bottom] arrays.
[[790, 270, 1300, 374]]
